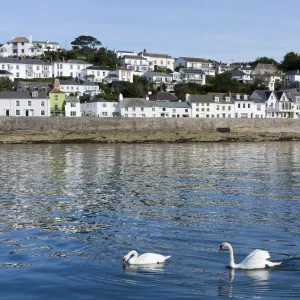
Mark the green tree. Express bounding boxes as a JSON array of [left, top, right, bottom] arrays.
[[121, 82, 145, 98], [71, 35, 102, 61], [211, 72, 240, 93], [280, 51, 300, 71], [174, 83, 190, 100], [0, 77, 14, 92]]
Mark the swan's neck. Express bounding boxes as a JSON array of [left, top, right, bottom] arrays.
[[128, 250, 138, 262], [226, 244, 237, 268]]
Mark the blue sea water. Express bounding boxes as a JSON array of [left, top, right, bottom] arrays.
[[0, 142, 299, 299]]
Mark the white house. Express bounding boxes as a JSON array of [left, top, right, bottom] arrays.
[[138, 50, 175, 71], [253, 73, 282, 91], [179, 69, 206, 85], [285, 70, 300, 82], [65, 96, 81, 117], [119, 55, 150, 73], [231, 93, 265, 118], [0, 70, 14, 81], [252, 63, 278, 75], [231, 69, 251, 83], [81, 98, 119, 117], [114, 50, 137, 58], [0, 91, 50, 116], [141, 72, 174, 91], [186, 93, 234, 118], [79, 66, 111, 83], [274, 91, 293, 118], [59, 80, 100, 97], [286, 91, 300, 118], [174, 57, 214, 75], [250, 90, 278, 118], [0, 58, 52, 79], [32, 39, 60, 53], [155, 101, 191, 117], [108, 69, 134, 83], [53, 59, 93, 78]]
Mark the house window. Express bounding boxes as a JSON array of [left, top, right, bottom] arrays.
[[173, 109, 176, 113], [71, 103, 76, 107], [206, 108, 209, 111], [16, 65, 19, 69], [16, 110, 20, 116], [142, 114, 146, 117], [132, 107, 136, 111], [71, 111, 76, 116], [141, 107, 144, 111], [103, 103, 107, 107], [77, 65, 80, 70], [243, 103, 246, 108], [238, 103, 241, 108], [1, 65, 4, 69], [185, 109, 188, 112], [201, 108, 205, 111], [37, 66, 40, 71], [196, 114, 199, 117], [222, 106, 225, 111], [41, 110, 45, 116], [228, 106, 231, 111], [60, 64, 63, 69], [125, 108, 128, 111], [16, 101, 20, 106], [162, 108, 166, 111], [248, 103, 250, 108], [216, 105, 219, 110], [28, 101, 32, 106], [41, 101, 45, 106], [160, 60, 163, 65], [102, 112, 107, 116], [152, 108, 155, 111], [70, 72, 73, 77], [54, 95, 58, 101], [196, 108, 199, 111]]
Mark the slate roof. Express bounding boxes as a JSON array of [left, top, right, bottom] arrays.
[[231, 69, 246, 76], [180, 57, 211, 63], [0, 91, 47, 99], [180, 68, 206, 75], [0, 70, 13, 75], [120, 97, 190, 108], [251, 90, 273, 101], [86, 66, 110, 70], [255, 63, 277, 70], [0, 57, 51, 65], [7, 37, 29, 43], [286, 70, 300, 75], [33, 40, 59, 45], [138, 52, 172, 58], [155, 101, 190, 108], [189, 93, 234, 104], [88, 98, 118, 103], [60, 80, 98, 86], [65, 96, 80, 103], [122, 55, 146, 60], [148, 92, 179, 101], [142, 71, 172, 77]]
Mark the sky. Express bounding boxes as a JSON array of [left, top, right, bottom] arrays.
[[0, 0, 299, 64]]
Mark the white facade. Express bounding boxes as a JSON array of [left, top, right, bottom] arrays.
[[0, 70, 14, 81], [114, 50, 137, 58], [32, 40, 59, 53], [141, 72, 174, 91], [53, 59, 93, 78], [65, 96, 81, 117], [285, 70, 300, 82], [81, 100, 119, 117], [0, 58, 52, 79], [174, 57, 213, 73], [59, 80, 100, 97], [179, 69, 206, 85], [79, 66, 110, 83], [138, 51, 175, 71], [0, 91, 50, 116], [110, 69, 134, 83], [119, 56, 151, 73], [233, 94, 265, 118]]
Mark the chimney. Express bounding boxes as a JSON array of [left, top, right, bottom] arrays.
[[185, 93, 190, 102], [297, 70, 299, 74], [12, 36, 15, 39], [29, 34, 32, 43], [119, 93, 123, 102], [228, 90, 232, 97], [54, 79, 60, 90]]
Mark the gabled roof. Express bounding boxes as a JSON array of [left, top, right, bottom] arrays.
[[251, 90, 273, 101], [180, 57, 211, 63], [65, 96, 80, 103], [255, 63, 277, 70], [155, 101, 190, 108], [138, 52, 172, 58], [120, 98, 155, 108], [0, 91, 47, 99], [86, 66, 110, 70], [231, 69, 246, 76]]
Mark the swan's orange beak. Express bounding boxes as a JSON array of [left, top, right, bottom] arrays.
[[219, 245, 223, 252]]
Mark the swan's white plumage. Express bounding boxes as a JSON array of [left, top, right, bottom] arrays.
[[220, 242, 281, 270], [123, 250, 171, 265]]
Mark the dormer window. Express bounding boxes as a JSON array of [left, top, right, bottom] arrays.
[[214, 96, 219, 102], [244, 95, 248, 100], [236, 94, 240, 100], [225, 96, 230, 102], [31, 91, 38, 98]]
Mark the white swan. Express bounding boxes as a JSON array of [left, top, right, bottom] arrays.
[[123, 250, 171, 266], [219, 242, 282, 270]]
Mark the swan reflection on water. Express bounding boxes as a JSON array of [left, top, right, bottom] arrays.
[[218, 268, 270, 298], [123, 263, 166, 274]]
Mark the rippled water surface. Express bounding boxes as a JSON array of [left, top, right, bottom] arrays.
[[0, 142, 300, 299]]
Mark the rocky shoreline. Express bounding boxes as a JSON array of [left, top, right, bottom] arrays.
[[1, 130, 300, 144]]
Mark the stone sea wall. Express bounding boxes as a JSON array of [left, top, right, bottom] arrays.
[[0, 117, 300, 143]]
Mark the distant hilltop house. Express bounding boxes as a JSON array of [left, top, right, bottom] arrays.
[[0, 35, 60, 58], [174, 57, 215, 76]]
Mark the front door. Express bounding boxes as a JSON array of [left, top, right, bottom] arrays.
[[26, 110, 29, 117], [5, 110, 9, 116]]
